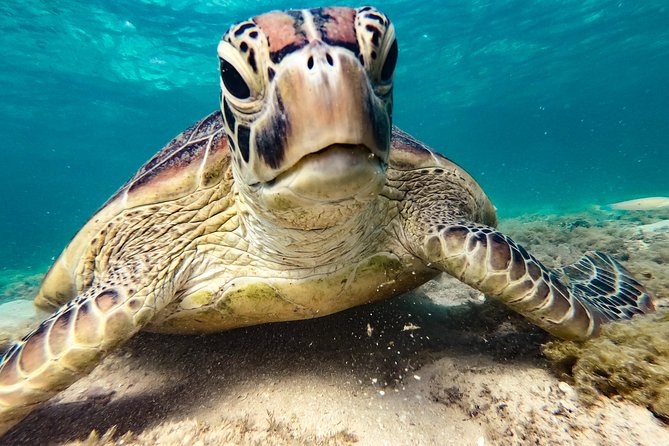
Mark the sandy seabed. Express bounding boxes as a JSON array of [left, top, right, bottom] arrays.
[[1, 207, 668, 446]]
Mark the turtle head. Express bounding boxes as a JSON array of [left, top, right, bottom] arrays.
[[217, 7, 396, 225]]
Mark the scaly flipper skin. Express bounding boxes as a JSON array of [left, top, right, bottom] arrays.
[[411, 222, 654, 340], [390, 129, 654, 340], [0, 286, 158, 435], [556, 251, 655, 320]]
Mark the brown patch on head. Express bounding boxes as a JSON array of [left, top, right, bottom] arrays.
[[254, 11, 306, 57], [320, 7, 357, 47]]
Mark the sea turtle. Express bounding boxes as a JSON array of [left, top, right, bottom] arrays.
[[0, 6, 654, 436]]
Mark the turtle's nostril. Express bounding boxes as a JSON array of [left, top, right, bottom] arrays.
[[326, 53, 334, 66], [307, 56, 314, 70]]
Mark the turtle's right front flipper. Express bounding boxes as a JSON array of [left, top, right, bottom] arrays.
[[416, 223, 655, 340], [0, 286, 154, 435]]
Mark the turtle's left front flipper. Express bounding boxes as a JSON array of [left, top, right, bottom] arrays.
[[413, 222, 655, 340], [0, 285, 158, 436]]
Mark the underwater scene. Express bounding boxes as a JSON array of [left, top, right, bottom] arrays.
[[0, 1, 668, 444]]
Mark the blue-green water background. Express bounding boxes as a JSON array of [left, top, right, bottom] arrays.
[[1, 1, 668, 272]]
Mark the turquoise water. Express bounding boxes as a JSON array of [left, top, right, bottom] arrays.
[[1, 1, 668, 271]]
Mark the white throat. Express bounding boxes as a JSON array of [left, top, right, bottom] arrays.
[[235, 185, 390, 268]]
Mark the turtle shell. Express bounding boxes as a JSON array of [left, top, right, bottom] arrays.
[[35, 111, 230, 309], [389, 127, 496, 227]]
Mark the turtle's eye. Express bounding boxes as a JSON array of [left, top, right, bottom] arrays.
[[380, 39, 398, 82], [219, 58, 251, 99]]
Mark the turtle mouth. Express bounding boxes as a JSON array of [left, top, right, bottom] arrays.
[[271, 143, 381, 183], [260, 143, 386, 205]]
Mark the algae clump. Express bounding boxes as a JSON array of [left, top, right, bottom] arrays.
[[543, 311, 669, 421]]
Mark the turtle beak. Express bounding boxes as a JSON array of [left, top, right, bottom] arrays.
[[247, 42, 391, 185]]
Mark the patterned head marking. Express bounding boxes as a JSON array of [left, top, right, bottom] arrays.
[[217, 7, 397, 187]]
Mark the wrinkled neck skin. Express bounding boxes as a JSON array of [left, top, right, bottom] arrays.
[[234, 179, 391, 269]]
